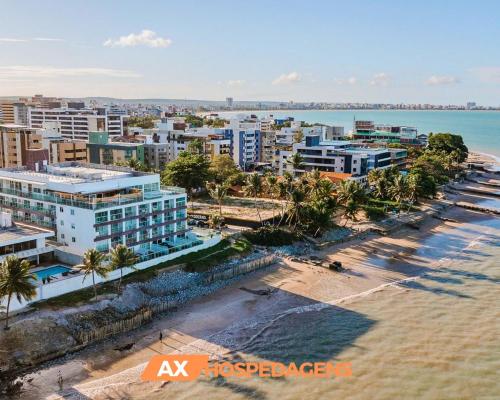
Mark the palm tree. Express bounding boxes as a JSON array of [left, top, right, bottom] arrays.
[[286, 186, 306, 231], [336, 180, 366, 205], [265, 174, 278, 222], [206, 182, 228, 217], [108, 244, 138, 293], [0, 256, 36, 330], [287, 153, 305, 176], [243, 173, 263, 224], [77, 249, 108, 300], [343, 200, 361, 226], [368, 169, 387, 199], [389, 174, 409, 212]]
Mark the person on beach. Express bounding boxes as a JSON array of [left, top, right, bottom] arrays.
[[159, 331, 163, 343], [57, 371, 63, 391]]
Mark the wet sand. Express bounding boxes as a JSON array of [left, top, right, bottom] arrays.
[[16, 198, 496, 400]]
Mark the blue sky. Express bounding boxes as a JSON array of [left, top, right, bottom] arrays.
[[1, 0, 499, 105]]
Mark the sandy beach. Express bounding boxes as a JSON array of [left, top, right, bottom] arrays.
[[14, 187, 498, 400]]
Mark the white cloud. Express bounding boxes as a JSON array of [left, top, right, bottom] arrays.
[[272, 72, 301, 85], [370, 72, 390, 86], [0, 38, 28, 42], [33, 37, 65, 42], [334, 76, 357, 85], [426, 75, 459, 86], [0, 66, 142, 79], [227, 79, 245, 87], [103, 30, 172, 48], [470, 67, 500, 84]]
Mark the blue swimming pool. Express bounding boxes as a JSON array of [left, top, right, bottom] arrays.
[[33, 265, 71, 280]]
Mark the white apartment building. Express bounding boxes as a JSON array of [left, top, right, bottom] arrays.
[[0, 162, 198, 260], [29, 108, 127, 140], [225, 119, 261, 170]]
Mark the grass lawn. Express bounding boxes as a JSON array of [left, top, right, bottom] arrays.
[[33, 238, 253, 309]]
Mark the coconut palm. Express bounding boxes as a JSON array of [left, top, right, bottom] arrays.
[[336, 180, 366, 205], [265, 174, 279, 222], [287, 153, 305, 176], [0, 256, 36, 330], [368, 169, 387, 199], [208, 213, 223, 229], [206, 182, 228, 217], [109, 244, 138, 293], [243, 173, 263, 224], [77, 249, 109, 300], [286, 186, 307, 231], [343, 200, 361, 226], [389, 174, 409, 212]]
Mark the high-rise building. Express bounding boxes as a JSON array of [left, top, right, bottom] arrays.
[[226, 97, 234, 108], [28, 108, 128, 140]]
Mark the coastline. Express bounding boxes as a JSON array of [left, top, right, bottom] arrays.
[[14, 187, 499, 399]]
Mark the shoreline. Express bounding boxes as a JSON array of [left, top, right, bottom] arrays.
[[14, 193, 498, 399]]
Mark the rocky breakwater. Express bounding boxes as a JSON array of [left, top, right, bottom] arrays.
[[0, 251, 276, 374]]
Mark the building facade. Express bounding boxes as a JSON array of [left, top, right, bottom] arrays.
[[0, 163, 194, 259]]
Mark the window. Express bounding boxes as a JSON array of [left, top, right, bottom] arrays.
[[61, 233, 65, 239], [70, 209, 75, 215], [60, 220, 64, 226], [95, 211, 108, 224], [71, 223, 75, 229], [110, 209, 123, 221], [60, 207, 64, 212], [72, 237, 76, 243]]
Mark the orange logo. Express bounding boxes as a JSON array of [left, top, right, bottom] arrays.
[[141, 355, 352, 381]]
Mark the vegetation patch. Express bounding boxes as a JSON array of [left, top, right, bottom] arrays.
[[243, 226, 299, 246]]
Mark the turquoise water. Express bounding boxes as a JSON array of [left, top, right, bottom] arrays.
[[33, 265, 71, 280], [220, 110, 500, 157]]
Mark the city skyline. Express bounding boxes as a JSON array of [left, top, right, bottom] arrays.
[[1, 0, 499, 105]]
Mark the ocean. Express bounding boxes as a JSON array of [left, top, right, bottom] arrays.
[[218, 110, 500, 158], [141, 200, 500, 400]]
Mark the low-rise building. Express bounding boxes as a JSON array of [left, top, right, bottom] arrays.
[[87, 132, 144, 165], [352, 120, 419, 144], [0, 212, 55, 264]]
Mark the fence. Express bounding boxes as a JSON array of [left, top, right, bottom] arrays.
[[76, 309, 153, 345], [74, 254, 277, 345], [204, 254, 277, 284]]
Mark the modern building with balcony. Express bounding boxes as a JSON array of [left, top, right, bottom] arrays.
[[0, 162, 204, 261]]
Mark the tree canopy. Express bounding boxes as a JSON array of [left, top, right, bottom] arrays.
[[161, 152, 210, 197], [428, 133, 468, 163]]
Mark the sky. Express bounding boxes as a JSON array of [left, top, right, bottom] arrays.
[[0, 0, 499, 105]]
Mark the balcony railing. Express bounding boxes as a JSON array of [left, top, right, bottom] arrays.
[[0, 186, 187, 211]]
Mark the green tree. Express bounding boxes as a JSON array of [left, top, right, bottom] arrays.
[[408, 167, 437, 198], [162, 152, 210, 205], [0, 256, 36, 330], [108, 244, 138, 293], [128, 116, 156, 129], [77, 249, 108, 300], [209, 154, 240, 184], [243, 173, 263, 224], [206, 182, 228, 217], [187, 139, 204, 155], [183, 114, 204, 128], [427, 133, 468, 163]]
